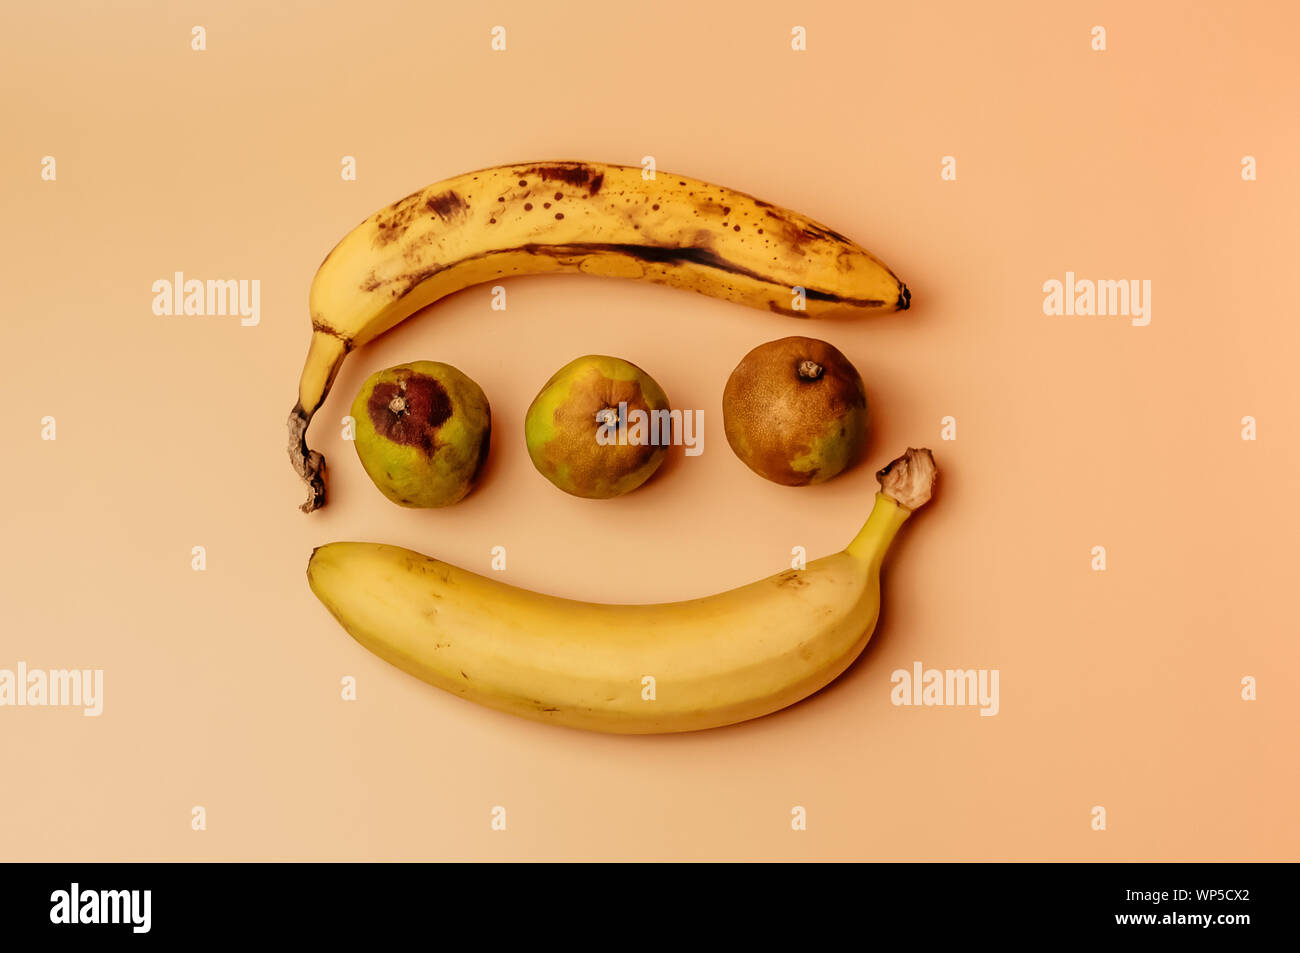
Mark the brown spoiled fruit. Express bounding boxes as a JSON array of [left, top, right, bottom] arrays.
[[524, 355, 671, 499], [351, 361, 491, 507], [722, 336, 867, 486]]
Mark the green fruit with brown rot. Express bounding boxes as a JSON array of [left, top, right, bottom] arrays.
[[722, 336, 867, 486], [525, 355, 671, 499], [351, 361, 491, 507]]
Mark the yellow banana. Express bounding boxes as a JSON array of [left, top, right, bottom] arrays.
[[307, 448, 935, 734], [289, 159, 910, 511]]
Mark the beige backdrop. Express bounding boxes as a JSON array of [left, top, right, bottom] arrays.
[[2, 0, 1297, 860]]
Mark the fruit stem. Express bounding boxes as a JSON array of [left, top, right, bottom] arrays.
[[288, 404, 328, 513], [797, 359, 824, 380], [844, 448, 937, 565], [289, 332, 348, 513], [845, 493, 912, 565]]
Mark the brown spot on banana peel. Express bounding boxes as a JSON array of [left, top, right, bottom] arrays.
[[763, 210, 820, 254], [800, 221, 852, 244], [517, 162, 605, 194], [310, 319, 354, 349], [363, 242, 892, 308], [775, 569, 809, 588], [370, 188, 430, 247], [425, 190, 467, 220]]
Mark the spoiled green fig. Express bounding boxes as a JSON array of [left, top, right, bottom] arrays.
[[722, 336, 867, 486], [351, 361, 491, 507], [524, 355, 670, 499]]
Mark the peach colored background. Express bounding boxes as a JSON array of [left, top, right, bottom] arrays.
[[2, 0, 1297, 860]]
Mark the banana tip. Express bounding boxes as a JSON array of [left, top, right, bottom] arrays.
[[288, 403, 328, 513], [896, 284, 911, 311], [877, 448, 936, 510]]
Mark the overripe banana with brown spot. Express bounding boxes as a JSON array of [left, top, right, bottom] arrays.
[[289, 160, 910, 511]]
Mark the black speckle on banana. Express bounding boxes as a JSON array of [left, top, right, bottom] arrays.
[[289, 160, 910, 512], [307, 449, 936, 733]]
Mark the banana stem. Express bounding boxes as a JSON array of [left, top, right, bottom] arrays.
[[287, 403, 327, 513], [845, 448, 937, 565], [845, 493, 912, 565], [288, 332, 349, 513]]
